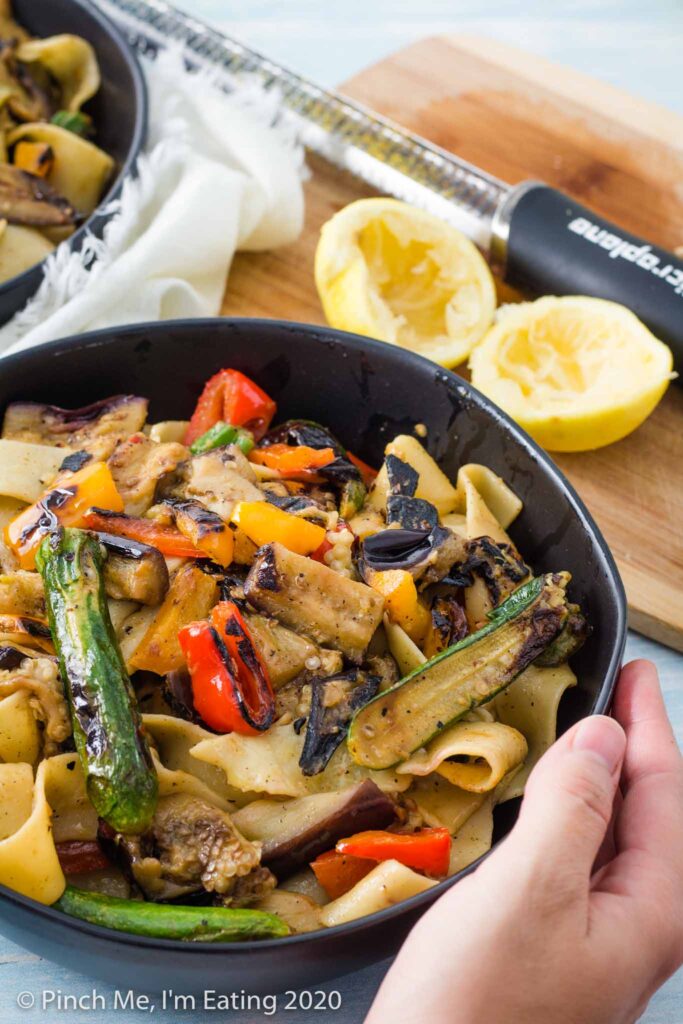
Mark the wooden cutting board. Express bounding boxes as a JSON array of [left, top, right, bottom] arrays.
[[221, 34, 683, 651]]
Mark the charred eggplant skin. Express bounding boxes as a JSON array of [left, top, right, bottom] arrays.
[[300, 670, 380, 776], [36, 527, 158, 834]]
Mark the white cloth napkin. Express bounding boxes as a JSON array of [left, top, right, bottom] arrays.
[[0, 49, 305, 356]]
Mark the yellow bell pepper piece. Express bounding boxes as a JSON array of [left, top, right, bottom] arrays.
[[231, 501, 326, 555], [5, 461, 124, 570], [369, 569, 431, 644]]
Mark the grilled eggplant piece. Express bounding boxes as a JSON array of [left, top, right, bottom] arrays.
[[233, 780, 396, 879], [102, 793, 261, 902], [36, 527, 158, 833], [107, 433, 186, 516], [2, 395, 148, 460], [245, 543, 385, 663], [0, 645, 24, 669], [361, 524, 461, 588], [386, 495, 439, 531], [444, 536, 530, 606], [245, 612, 343, 688], [300, 670, 380, 776], [0, 163, 75, 226], [158, 444, 263, 522], [385, 454, 418, 497], [98, 532, 169, 606], [348, 573, 570, 769]]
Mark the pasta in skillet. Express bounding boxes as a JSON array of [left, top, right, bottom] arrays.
[[0, 365, 588, 940], [0, 2, 114, 283]]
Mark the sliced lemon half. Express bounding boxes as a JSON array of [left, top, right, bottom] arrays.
[[314, 198, 496, 367], [469, 296, 674, 452]]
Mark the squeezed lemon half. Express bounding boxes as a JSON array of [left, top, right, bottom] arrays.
[[469, 296, 674, 452], [314, 198, 496, 367]]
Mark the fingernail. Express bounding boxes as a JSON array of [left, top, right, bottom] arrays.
[[573, 716, 626, 774]]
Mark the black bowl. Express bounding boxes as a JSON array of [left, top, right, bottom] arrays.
[[0, 319, 626, 994], [0, 0, 147, 323]]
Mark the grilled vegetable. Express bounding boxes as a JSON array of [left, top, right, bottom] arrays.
[[300, 671, 380, 776], [445, 536, 530, 606], [56, 841, 110, 875], [13, 141, 54, 178], [233, 780, 396, 879], [36, 528, 158, 833], [245, 543, 385, 662], [184, 369, 276, 446], [250, 444, 335, 480], [98, 533, 169, 606], [189, 420, 254, 456], [179, 601, 275, 735], [535, 604, 589, 666], [129, 564, 218, 676], [6, 461, 123, 569], [311, 850, 375, 900], [370, 435, 459, 516], [83, 508, 203, 560], [0, 613, 53, 653], [0, 162, 76, 226], [423, 591, 469, 659], [244, 612, 342, 688], [2, 395, 148, 459], [336, 827, 451, 877], [51, 110, 92, 136], [0, 438, 66, 503], [348, 573, 569, 769], [54, 885, 289, 941], [367, 569, 430, 643], [163, 498, 234, 567], [232, 501, 326, 556]]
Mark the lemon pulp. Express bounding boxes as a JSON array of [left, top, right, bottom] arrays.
[[315, 198, 496, 367], [470, 296, 674, 452]]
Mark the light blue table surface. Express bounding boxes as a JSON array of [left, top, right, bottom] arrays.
[[1, 2, 682, 1021]]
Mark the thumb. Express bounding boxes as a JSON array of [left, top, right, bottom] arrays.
[[503, 715, 626, 897]]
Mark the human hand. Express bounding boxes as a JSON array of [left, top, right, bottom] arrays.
[[365, 660, 683, 1024]]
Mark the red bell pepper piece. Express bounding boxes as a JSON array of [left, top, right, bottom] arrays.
[[184, 369, 276, 446], [249, 444, 335, 481], [83, 508, 204, 559], [310, 849, 376, 900], [56, 841, 111, 875], [336, 828, 451, 877], [178, 601, 275, 735]]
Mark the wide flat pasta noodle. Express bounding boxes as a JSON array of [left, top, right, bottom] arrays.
[[0, 689, 41, 766], [17, 35, 100, 111], [448, 796, 495, 876], [0, 759, 65, 903], [191, 721, 412, 799], [0, 221, 54, 285], [453, 465, 522, 532], [143, 713, 244, 807], [398, 721, 528, 793], [319, 860, 437, 928], [8, 123, 114, 216], [43, 752, 98, 843], [409, 774, 486, 834], [151, 747, 232, 811], [494, 663, 577, 801]]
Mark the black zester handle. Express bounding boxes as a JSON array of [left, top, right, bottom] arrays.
[[492, 183, 683, 375]]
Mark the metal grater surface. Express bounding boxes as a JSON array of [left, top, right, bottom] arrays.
[[96, 0, 510, 249]]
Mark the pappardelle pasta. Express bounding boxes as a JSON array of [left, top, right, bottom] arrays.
[[0, 1, 114, 284], [0, 368, 587, 941]]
